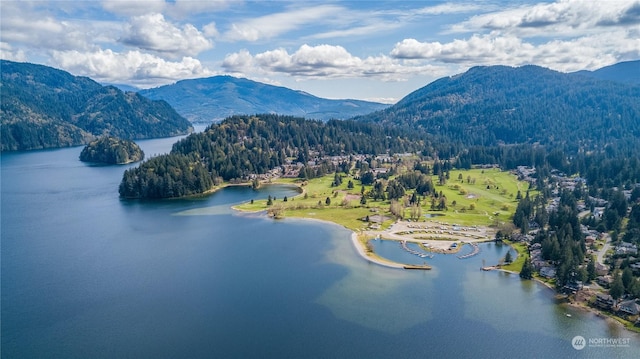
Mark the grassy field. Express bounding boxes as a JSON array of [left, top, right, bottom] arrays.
[[501, 240, 529, 272], [234, 168, 532, 232]]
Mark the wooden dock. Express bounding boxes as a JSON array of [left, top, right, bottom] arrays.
[[458, 242, 480, 259], [400, 240, 434, 258], [403, 264, 432, 270]]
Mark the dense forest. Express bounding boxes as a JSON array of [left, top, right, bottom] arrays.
[[0, 60, 192, 151], [119, 153, 215, 199], [356, 64, 640, 156], [79, 136, 144, 164], [119, 114, 431, 198]]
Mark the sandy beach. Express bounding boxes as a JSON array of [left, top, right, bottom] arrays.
[[349, 232, 405, 269]]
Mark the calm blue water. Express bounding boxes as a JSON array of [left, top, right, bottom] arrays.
[[2, 137, 639, 358]]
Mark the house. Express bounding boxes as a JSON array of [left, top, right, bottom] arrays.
[[563, 281, 583, 294], [592, 207, 606, 220], [532, 259, 546, 270], [619, 242, 638, 253], [595, 293, 615, 310], [539, 266, 556, 279], [597, 275, 614, 287], [615, 246, 638, 256], [618, 300, 640, 316], [595, 263, 609, 276]]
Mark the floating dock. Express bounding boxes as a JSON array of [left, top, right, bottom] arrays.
[[400, 240, 434, 258], [403, 264, 432, 270], [458, 242, 480, 259]]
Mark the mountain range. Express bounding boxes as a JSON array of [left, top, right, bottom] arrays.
[[1, 60, 192, 151], [2, 59, 638, 154], [138, 76, 389, 123], [573, 60, 640, 85], [356, 61, 640, 155]]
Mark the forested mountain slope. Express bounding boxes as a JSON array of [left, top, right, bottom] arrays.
[[139, 75, 389, 123], [355, 65, 640, 156], [573, 60, 640, 85], [1, 60, 192, 151]]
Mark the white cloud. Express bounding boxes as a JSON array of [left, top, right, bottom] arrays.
[[223, 5, 343, 41], [203, 22, 219, 38], [51, 49, 216, 88], [391, 35, 535, 62], [221, 49, 255, 74], [119, 13, 213, 58], [449, 0, 639, 37], [0, 42, 27, 62], [0, 2, 105, 52], [222, 44, 448, 80], [390, 30, 640, 72]]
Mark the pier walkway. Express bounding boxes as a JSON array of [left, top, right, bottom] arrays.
[[458, 242, 480, 259]]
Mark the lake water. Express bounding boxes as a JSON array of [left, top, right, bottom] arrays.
[[2, 136, 639, 358]]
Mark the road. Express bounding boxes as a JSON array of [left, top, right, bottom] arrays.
[[596, 233, 611, 266]]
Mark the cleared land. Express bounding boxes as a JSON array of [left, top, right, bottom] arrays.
[[234, 168, 531, 266], [236, 168, 530, 231]]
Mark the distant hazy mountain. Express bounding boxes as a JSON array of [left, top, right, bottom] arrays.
[[139, 76, 389, 123], [1, 60, 192, 151], [355, 64, 640, 153], [103, 83, 141, 93], [573, 60, 640, 85]]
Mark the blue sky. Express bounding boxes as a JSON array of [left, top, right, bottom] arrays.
[[1, 0, 639, 103]]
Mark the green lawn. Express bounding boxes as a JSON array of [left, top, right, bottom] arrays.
[[234, 168, 532, 232], [501, 240, 529, 272]]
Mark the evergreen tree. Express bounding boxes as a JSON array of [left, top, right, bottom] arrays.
[[505, 250, 513, 264], [586, 257, 596, 283], [520, 257, 533, 279], [610, 273, 625, 301], [622, 267, 633, 291]]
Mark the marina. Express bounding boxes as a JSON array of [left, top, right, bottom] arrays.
[[458, 242, 481, 259], [400, 240, 434, 259]]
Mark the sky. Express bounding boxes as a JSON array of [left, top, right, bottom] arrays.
[[1, 0, 639, 104]]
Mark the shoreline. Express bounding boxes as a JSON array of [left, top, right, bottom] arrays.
[[231, 186, 640, 334], [350, 232, 405, 269], [233, 205, 406, 269], [491, 269, 640, 334]]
